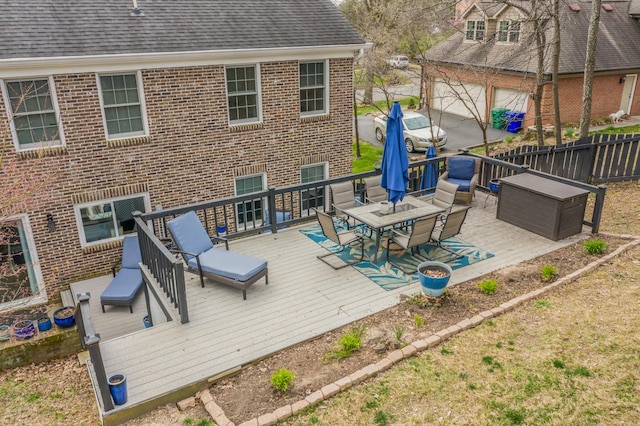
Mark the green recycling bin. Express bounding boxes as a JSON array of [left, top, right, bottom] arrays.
[[491, 108, 508, 130]]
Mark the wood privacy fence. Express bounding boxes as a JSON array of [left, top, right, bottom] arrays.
[[493, 133, 640, 183]]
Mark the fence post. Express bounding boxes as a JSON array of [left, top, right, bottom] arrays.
[[591, 184, 607, 234], [267, 186, 278, 234]]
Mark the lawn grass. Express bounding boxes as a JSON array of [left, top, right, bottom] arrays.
[[283, 247, 640, 425], [355, 97, 420, 117], [591, 124, 640, 134], [352, 141, 383, 174]]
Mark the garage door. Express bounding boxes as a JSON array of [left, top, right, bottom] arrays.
[[433, 79, 486, 121], [492, 87, 529, 113]]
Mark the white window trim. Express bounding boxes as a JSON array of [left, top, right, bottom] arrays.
[[300, 162, 329, 215], [497, 20, 520, 44], [96, 71, 149, 141], [465, 20, 485, 41], [1, 75, 66, 152], [225, 64, 263, 126], [0, 214, 47, 311], [74, 193, 151, 247], [234, 173, 267, 228], [300, 60, 330, 117]]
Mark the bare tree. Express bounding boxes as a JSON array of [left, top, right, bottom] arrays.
[[579, 0, 602, 138]]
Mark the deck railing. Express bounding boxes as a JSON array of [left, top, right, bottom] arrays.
[[75, 293, 114, 412], [133, 214, 189, 324]]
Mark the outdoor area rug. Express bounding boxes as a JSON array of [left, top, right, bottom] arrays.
[[301, 224, 494, 291]]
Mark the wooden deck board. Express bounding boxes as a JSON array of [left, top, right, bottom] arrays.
[[71, 198, 589, 417]]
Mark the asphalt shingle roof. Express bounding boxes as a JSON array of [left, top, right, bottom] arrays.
[[0, 0, 365, 60], [426, 0, 640, 75]]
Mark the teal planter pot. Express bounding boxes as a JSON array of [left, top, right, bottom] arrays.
[[108, 374, 128, 405], [417, 261, 452, 297]]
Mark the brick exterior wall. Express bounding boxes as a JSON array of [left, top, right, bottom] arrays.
[[1, 58, 354, 302], [426, 64, 640, 129]]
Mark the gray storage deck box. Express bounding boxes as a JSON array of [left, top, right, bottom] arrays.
[[497, 173, 589, 241]]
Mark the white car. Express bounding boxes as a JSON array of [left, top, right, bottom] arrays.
[[372, 111, 448, 153], [388, 55, 409, 69]]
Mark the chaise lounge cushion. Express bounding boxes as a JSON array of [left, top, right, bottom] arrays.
[[190, 247, 268, 282], [100, 268, 143, 302], [169, 211, 214, 261]]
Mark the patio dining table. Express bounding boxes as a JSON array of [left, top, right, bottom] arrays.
[[343, 195, 445, 263]]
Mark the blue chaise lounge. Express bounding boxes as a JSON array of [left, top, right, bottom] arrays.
[[167, 211, 268, 300], [100, 235, 143, 313]]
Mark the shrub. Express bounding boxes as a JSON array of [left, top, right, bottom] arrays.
[[583, 238, 607, 255], [478, 279, 498, 295], [540, 264, 557, 281], [505, 136, 515, 143], [271, 368, 295, 392], [324, 325, 365, 360], [563, 127, 576, 137]]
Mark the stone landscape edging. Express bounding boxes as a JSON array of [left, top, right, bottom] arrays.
[[193, 235, 640, 426]]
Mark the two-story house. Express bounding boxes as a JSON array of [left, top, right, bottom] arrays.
[[424, 0, 640, 129], [0, 0, 368, 312]]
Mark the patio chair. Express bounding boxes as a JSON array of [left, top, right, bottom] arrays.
[[330, 181, 363, 229], [430, 206, 471, 259], [314, 209, 365, 270], [100, 235, 143, 313], [167, 211, 268, 300], [363, 175, 387, 203], [419, 179, 459, 223], [385, 214, 438, 272], [439, 157, 481, 204]]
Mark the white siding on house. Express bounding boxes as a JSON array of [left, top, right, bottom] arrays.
[[433, 79, 487, 120]]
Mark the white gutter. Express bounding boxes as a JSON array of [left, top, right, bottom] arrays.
[[0, 44, 369, 77]]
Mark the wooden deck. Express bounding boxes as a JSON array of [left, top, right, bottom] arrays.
[[70, 197, 588, 423]]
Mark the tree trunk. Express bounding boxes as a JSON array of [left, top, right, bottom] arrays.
[[534, 22, 546, 146], [579, 0, 602, 138], [552, 0, 562, 145]]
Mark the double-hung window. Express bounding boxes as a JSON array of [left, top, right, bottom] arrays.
[[235, 174, 265, 227], [465, 20, 485, 41], [301, 163, 327, 214], [99, 72, 147, 139], [300, 61, 328, 116], [497, 21, 520, 43], [3, 77, 63, 150], [76, 194, 148, 246], [226, 65, 260, 124]]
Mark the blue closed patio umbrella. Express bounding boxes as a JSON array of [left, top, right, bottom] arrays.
[[380, 102, 409, 210], [420, 145, 438, 194]]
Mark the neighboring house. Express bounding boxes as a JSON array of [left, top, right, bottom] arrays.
[[424, 0, 640, 129], [0, 0, 367, 311], [454, 0, 477, 23]]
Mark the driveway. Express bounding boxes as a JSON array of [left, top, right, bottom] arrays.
[[356, 109, 511, 153]]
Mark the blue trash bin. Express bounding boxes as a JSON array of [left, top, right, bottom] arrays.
[[108, 373, 128, 405], [505, 111, 525, 133]]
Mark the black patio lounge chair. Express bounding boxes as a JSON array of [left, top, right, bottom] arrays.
[[167, 211, 268, 300], [100, 235, 143, 313]]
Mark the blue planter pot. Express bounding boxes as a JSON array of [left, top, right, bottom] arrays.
[[142, 315, 151, 328], [13, 320, 36, 340], [108, 373, 128, 405], [417, 261, 452, 297], [53, 306, 76, 328], [37, 316, 52, 331], [489, 179, 501, 194]]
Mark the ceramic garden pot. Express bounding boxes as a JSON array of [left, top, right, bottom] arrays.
[[108, 374, 128, 405], [417, 261, 452, 297], [53, 306, 76, 328], [13, 319, 36, 340], [37, 316, 52, 331]]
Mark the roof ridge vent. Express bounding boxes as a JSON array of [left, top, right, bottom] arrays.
[[569, 3, 581, 11], [131, 0, 144, 17]]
